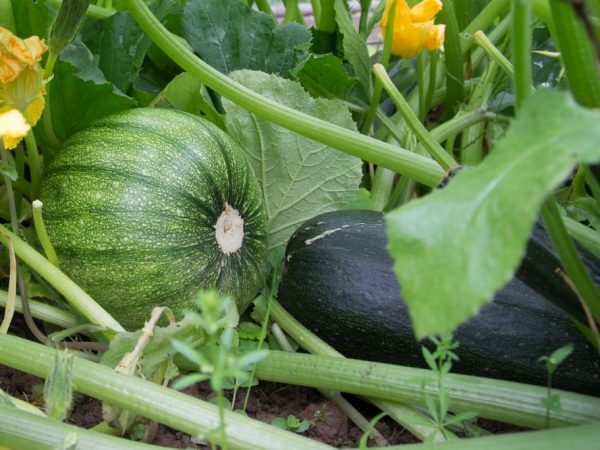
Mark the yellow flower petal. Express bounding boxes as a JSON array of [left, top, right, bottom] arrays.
[[423, 24, 446, 51], [380, 0, 445, 58], [0, 108, 31, 149], [410, 0, 443, 22], [0, 27, 47, 84]]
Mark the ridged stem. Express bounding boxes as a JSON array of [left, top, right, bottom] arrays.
[[125, 0, 445, 187], [473, 30, 514, 76], [0, 334, 332, 450], [373, 64, 457, 171], [270, 301, 450, 442], [549, 0, 600, 107], [253, 352, 600, 429], [0, 405, 170, 450], [437, 0, 464, 119], [0, 290, 77, 328], [374, 423, 600, 450], [512, 0, 532, 111]]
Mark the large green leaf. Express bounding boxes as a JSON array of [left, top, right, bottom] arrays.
[[182, 0, 310, 77], [385, 90, 600, 339], [82, 10, 153, 93], [334, 0, 372, 99], [11, 0, 55, 39], [223, 71, 363, 252], [49, 42, 135, 141]]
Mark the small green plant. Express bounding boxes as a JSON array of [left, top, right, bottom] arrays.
[[539, 343, 575, 427], [271, 414, 311, 434], [421, 334, 478, 441], [170, 290, 268, 450]]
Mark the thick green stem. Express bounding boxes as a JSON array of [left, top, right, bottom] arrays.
[[270, 301, 453, 443], [318, 0, 337, 32], [438, 0, 465, 119], [541, 199, 600, 322], [0, 334, 332, 450], [0, 405, 167, 450], [0, 291, 76, 328], [373, 64, 457, 171], [49, 0, 114, 19], [24, 131, 41, 200], [253, 352, 600, 430], [0, 224, 124, 331], [125, 0, 444, 187], [375, 423, 600, 450], [512, 0, 532, 111], [549, 0, 600, 108]]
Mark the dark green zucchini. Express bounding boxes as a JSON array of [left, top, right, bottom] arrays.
[[278, 210, 600, 395]]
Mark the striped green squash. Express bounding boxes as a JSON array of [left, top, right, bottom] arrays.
[[40, 108, 268, 330]]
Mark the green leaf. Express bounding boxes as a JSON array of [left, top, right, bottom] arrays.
[[183, 0, 311, 77], [385, 90, 600, 338], [223, 70, 362, 252], [271, 417, 287, 429], [291, 53, 356, 100], [49, 42, 135, 141], [82, 10, 153, 93], [11, 0, 55, 39], [0, 160, 17, 182], [333, 0, 372, 98], [156, 72, 225, 129]]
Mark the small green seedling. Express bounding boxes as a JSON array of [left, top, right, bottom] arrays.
[[421, 334, 478, 441], [539, 343, 574, 427], [271, 414, 311, 433]]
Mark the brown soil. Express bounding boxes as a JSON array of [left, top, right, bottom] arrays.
[[0, 363, 525, 448]]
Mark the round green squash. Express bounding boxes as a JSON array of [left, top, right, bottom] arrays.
[[40, 108, 268, 330]]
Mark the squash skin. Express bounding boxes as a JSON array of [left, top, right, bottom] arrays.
[[40, 108, 267, 330], [279, 210, 600, 395]]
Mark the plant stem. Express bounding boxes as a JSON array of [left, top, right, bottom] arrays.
[[541, 199, 600, 322], [0, 224, 124, 331], [463, 0, 510, 36], [512, 0, 532, 111], [253, 351, 600, 429], [373, 423, 600, 450], [0, 239, 16, 335], [49, 0, 114, 19], [549, 0, 600, 108], [0, 291, 76, 329], [473, 31, 514, 76], [373, 64, 457, 171], [254, 0, 274, 15], [318, 0, 336, 32], [563, 216, 600, 260], [0, 405, 170, 450], [24, 130, 41, 200], [0, 334, 333, 450], [126, 0, 445, 187], [438, 0, 464, 119], [270, 301, 451, 442], [32, 200, 59, 267]]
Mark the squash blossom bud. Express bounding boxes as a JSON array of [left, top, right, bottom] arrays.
[[380, 0, 446, 59], [48, 0, 91, 55], [0, 26, 48, 149]]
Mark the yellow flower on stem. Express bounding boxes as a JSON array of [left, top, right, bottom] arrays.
[[380, 0, 446, 59], [0, 109, 31, 149], [0, 26, 48, 148]]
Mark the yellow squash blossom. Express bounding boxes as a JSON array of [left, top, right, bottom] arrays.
[[380, 0, 446, 59], [0, 26, 47, 149], [0, 109, 31, 149]]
